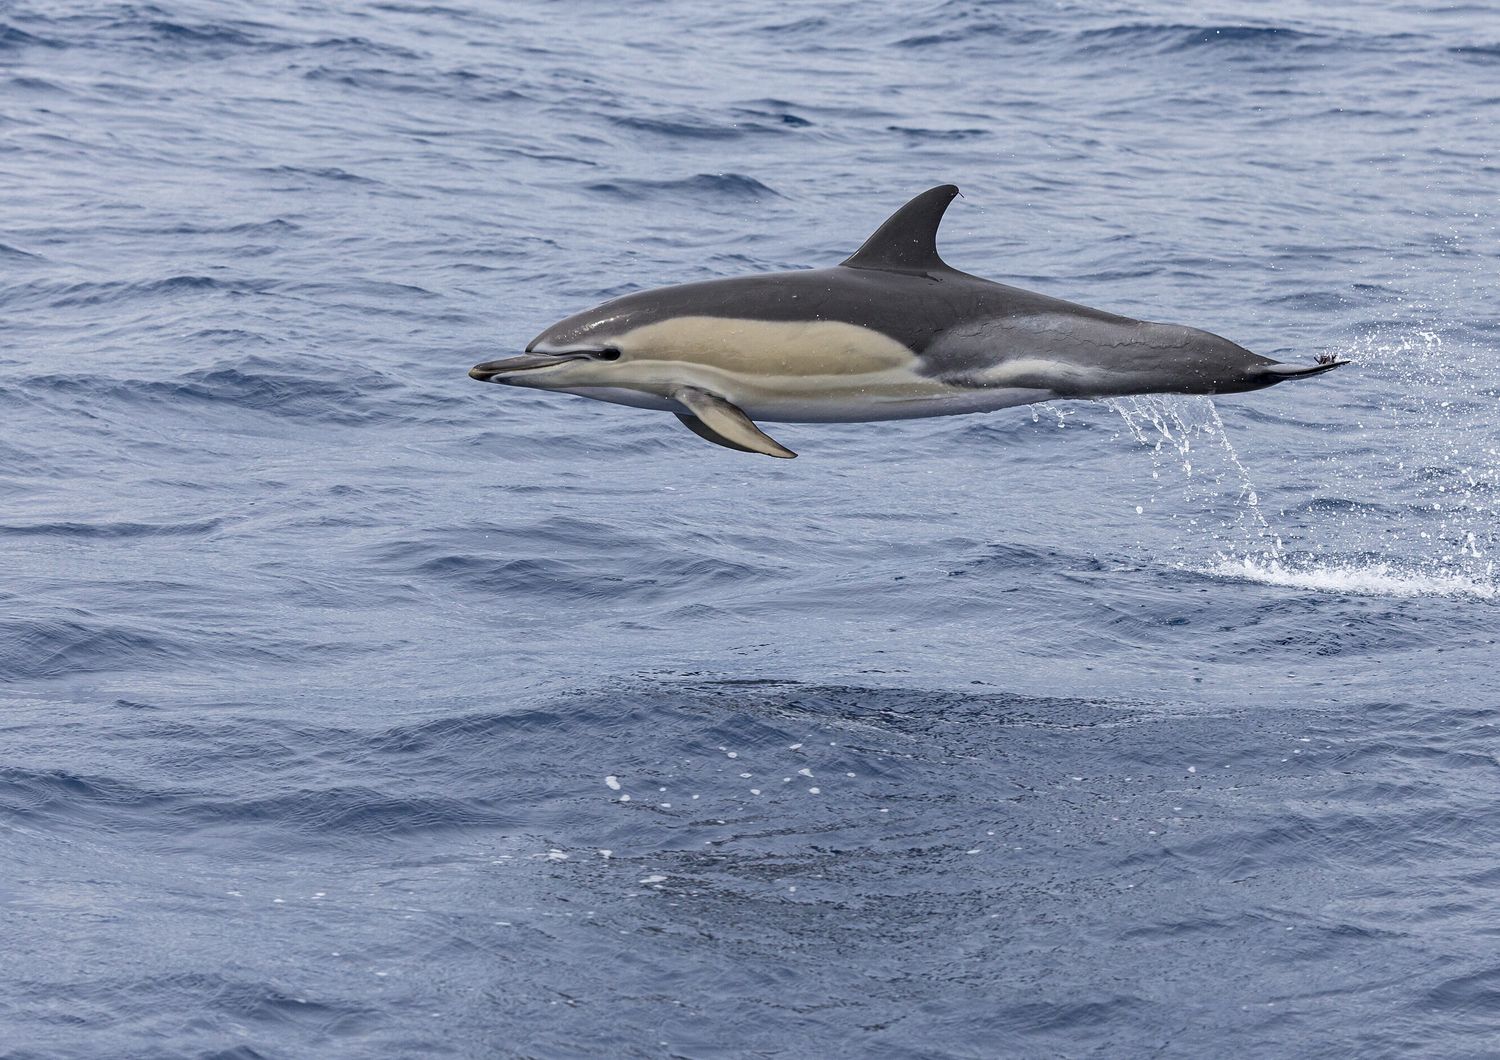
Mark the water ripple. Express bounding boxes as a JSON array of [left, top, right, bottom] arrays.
[[2, 0, 1497, 1055]]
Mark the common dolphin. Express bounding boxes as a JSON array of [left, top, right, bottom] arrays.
[[470, 185, 1347, 458]]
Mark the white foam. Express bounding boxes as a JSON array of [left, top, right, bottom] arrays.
[[1205, 556, 1498, 599]]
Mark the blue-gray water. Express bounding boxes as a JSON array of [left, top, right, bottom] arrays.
[[3, 1, 1499, 1056]]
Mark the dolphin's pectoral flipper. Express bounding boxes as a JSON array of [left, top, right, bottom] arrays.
[[675, 413, 759, 454], [671, 387, 797, 459]]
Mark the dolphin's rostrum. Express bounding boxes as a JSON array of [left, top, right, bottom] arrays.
[[470, 185, 1348, 458]]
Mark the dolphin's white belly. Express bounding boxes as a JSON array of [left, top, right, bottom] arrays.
[[563, 378, 1057, 422], [809, 386, 1058, 421]]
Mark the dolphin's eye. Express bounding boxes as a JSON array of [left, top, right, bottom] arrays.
[[596, 347, 622, 361]]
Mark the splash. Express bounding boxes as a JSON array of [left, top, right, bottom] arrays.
[[1108, 329, 1500, 600], [1107, 393, 1285, 562], [1204, 555, 1497, 599]]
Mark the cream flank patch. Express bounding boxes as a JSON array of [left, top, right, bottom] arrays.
[[614, 316, 918, 376], [538, 315, 1065, 421]]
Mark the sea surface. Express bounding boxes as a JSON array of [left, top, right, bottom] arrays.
[[3, 1, 1499, 1056]]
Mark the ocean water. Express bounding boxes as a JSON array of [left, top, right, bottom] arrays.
[[3, 0, 1499, 1055]]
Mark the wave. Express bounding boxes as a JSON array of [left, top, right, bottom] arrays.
[[1450, 43, 1500, 62], [885, 125, 990, 142], [896, 18, 1386, 55], [0, 767, 176, 821], [22, 362, 410, 426], [757, 16, 831, 35], [2, 219, 296, 241], [0, 518, 223, 539], [126, 20, 267, 47], [253, 164, 383, 186], [610, 115, 754, 141], [585, 173, 780, 201], [0, 680, 1115, 834], [304, 35, 423, 59], [2, 275, 278, 310], [1078, 23, 1322, 53], [88, 16, 305, 57], [733, 101, 814, 128], [0, 616, 189, 682], [183, 786, 512, 835], [609, 110, 811, 140], [300, 65, 526, 102], [5, 75, 68, 93], [0, 23, 63, 50], [0, 241, 42, 261], [376, 519, 777, 604]]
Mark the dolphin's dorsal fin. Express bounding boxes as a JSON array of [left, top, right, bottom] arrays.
[[839, 184, 960, 273]]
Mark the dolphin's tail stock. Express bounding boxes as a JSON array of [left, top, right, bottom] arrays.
[[1252, 353, 1351, 383]]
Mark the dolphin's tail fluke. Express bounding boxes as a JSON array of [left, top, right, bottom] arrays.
[[1252, 355, 1351, 382]]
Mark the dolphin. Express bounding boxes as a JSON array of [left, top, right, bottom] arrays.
[[470, 185, 1347, 458]]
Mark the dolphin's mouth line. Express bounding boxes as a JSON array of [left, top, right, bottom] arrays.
[[469, 354, 584, 382], [470, 345, 626, 382]]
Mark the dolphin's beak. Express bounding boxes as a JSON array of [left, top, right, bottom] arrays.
[[1251, 357, 1352, 382], [469, 354, 581, 382]]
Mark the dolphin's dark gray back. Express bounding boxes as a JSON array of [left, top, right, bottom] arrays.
[[540, 184, 1132, 356]]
